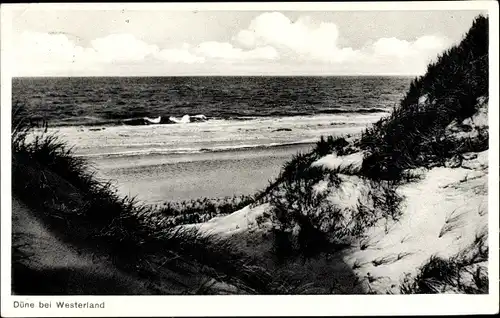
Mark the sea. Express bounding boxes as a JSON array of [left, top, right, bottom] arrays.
[[13, 76, 413, 204]]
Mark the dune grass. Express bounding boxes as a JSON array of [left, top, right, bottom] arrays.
[[359, 15, 488, 181], [157, 195, 255, 227], [267, 160, 403, 263], [400, 230, 488, 294], [268, 164, 341, 263], [314, 135, 353, 157]]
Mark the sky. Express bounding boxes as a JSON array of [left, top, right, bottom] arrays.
[[10, 7, 487, 76]]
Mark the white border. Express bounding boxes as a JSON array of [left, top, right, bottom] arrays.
[[1, 2, 499, 317], [2, 1, 499, 11]]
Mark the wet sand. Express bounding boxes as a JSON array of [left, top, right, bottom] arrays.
[[91, 143, 314, 205]]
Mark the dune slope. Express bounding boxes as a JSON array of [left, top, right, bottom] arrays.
[[187, 15, 490, 294]]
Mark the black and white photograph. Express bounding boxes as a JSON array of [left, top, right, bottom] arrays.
[[1, 1, 499, 316]]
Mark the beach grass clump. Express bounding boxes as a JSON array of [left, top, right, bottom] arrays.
[[13, 126, 149, 248], [400, 231, 488, 294], [267, 163, 404, 264], [253, 137, 357, 206], [359, 15, 489, 181], [252, 151, 319, 205], [268, 165, 341, 263], [158, 194, 255, 226], [314, 135, 351, 157], [264, 137, 404, 263], [280, 151, 320, 182], [371, 180, 403, 223]]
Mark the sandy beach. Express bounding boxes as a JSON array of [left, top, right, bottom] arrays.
[[48, 113, 385, 204], [92, 143, 314, 204]]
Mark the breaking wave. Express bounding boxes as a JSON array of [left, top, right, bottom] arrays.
[[48, 108, 389, 127], [76, 140, 317, 159]]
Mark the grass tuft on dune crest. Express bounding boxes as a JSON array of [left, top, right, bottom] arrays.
[[359, 15, 488, 181]]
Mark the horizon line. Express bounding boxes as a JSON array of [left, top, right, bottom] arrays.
[[12, 74, 418, 78]]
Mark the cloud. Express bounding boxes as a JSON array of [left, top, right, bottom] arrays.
[[14, 31, 99, 76], [12, 12, 452, 76], [371, 35, 450, 59], [90, 34, 159, 63], [195, 41, 278, 61], [13, 30, 279, 76], [155, 45, 206, 64], [234, 12, 344, 62], [16, 31, 87, 64], [364, 35, 451, 74], [234, 12, 451, 73]]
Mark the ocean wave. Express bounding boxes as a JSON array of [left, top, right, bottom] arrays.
[[77, 140, 316, 159], [47, 108, 389, 127], [322, 107, 389, 114], [168, 114, 208, 124], [48, 114, 211, 127], [216, 108, 388, 120], [121, 114, 209, 126]]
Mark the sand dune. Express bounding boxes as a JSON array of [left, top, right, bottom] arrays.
[[185, 99, 489, 293]]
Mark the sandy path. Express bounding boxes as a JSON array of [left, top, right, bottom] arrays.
[[11, 197, 183, 295]]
